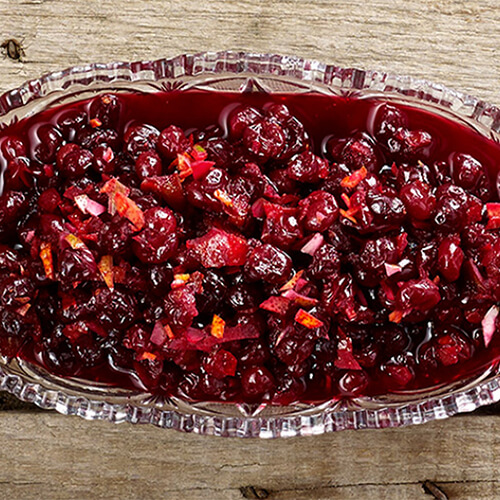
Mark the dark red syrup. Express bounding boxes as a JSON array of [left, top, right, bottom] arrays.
[[0, 89, 500, 405]]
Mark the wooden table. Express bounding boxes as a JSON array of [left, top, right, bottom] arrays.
[[1, 0, 500, 498]]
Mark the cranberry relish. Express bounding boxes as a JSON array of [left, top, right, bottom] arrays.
[[1, 90, 500, 405]]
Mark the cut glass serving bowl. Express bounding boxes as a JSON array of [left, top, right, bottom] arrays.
[[1, 51, 500, 438]]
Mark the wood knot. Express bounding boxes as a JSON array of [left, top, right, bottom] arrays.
[[240, 485, 270, 499], [1, 39, 25, 61]]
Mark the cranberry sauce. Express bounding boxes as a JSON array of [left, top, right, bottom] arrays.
[[0, 89, 500, 405]]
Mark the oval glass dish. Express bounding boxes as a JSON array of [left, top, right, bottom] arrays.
[[1, 51, 500, 438]]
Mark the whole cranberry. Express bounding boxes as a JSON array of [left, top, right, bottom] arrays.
[[307, 244, 341, 279], [437, 235, 464, 282], [400, 180, 436, 220], [38, 188, 62, 213], [261, 203, 303, 250], [0, 136, 27, 162], [199, 137, 232, 169], [433, 184, 469, 231], [243, 119, 286, 160], [132, 207, 178, 263], [286, 150, 329, 183], [338, 370, 368, 396], [244, 243, 292, 285], [299, 190, 338, 232], [77, 127, 119, 150], [34, 124, 63, 163], [228, 106, 262, 139], [89, 93, 121, 128], [124, 123, 160, 160], [397, 278, 441, 313], [388, 128, 433, 160], [157, 125, 189, 160], [380, 354, 415, 388], [451, 153, 484, 190], [57, 143, 94, 178], [56, 108, 87, 141], [340, 134, 382, 172], [373, 103, 408, 142], [241, 366, 275, 399], [135, 150, 162, 180]]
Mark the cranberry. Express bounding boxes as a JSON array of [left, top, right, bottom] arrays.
[[0, 136, 27, 162], [340, 134, 382, 172], [56, 108, 87, 141], [243, 119, 286, 160], [261, 203, 303, 250], [34, 124, 63, 163], [437, 235, 464, 282], [228, 106, 262, 139], [373, 103, 408, 142], [339, 370, 368, 395], [397, 278, 441, 313], [5, 157, 32, 190], [287, 150, 329, 183], [307, 244, 341, 279], [77, 127, 119, 150], [135, 150, 162, 180], [451, 153, 484, 190], [157, 125, 189, 160], [132, 207, 178, 263], [244, 243, 292, 285], [203, 349, 238, 379], [433, 184, 469, 231], [124, 123, 159, 159], [57, 143, 94, 178], [241, 366, 275, 399], [299, 190, 339, 232], [89, 94, 121, 129], [400, 180, 436, 220]]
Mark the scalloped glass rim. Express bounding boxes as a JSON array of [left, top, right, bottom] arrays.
[[1, 51, 500, 438]]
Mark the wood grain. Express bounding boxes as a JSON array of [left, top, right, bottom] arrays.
[[1, 1, 500, 498], [0, 412, 500, 499], [0, 0, 499, 103]]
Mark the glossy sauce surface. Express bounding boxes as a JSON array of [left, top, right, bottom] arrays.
[[0, 90, 499, 404]]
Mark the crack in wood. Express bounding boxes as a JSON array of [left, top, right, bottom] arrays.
[[240, 485, 270, 499], [422, 480, 448, 500]]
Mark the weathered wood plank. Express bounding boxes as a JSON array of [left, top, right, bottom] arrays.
[[0, 1, 500, 498], [0, 412, 498, 499], [0, 0, 499, 103]]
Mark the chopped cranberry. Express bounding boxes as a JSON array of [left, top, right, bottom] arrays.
[[437, 235, 464, 282]]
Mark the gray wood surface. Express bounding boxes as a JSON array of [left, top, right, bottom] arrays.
[[0, 0, 500, 499]]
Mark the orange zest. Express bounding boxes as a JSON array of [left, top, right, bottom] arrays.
[[172, 273, 190, 288], [214, 189, 234, 208], [39, 241, 54, 280], [389, 310, 404, 323], [294, 309, 324, 329], [340, 166, 367, 189], [98, 255, 114, 290], [138, 351, 157, 361], [211, 314, 226, 339], [89, 118, 102, 128], [113, 191, 145, 231], [65, 233, 86, 250], [279, 270, 305, 292]]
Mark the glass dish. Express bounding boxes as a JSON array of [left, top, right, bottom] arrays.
[[1, 51, 500, 438]]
